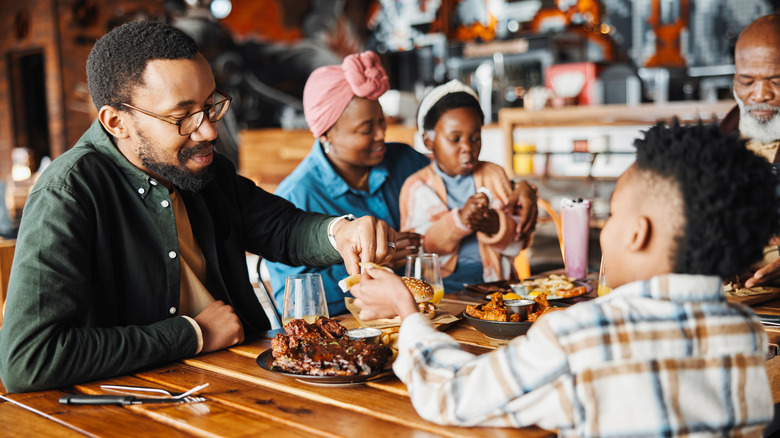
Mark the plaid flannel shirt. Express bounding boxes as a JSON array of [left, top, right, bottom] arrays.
[[394, 274, 773, 437]]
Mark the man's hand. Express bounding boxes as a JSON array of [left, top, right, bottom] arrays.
[[745, 257, 780, 288], [505, 180, 538, 246], [194, 300, 245, 353], [351, 267, 418, 321], [387, 231, 422, 270], [331, 216, 396, 276]]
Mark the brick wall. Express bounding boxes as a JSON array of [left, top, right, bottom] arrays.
[[0, 0, 164, 180]]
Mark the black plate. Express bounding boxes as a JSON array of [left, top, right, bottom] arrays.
[[462, 311, 533, 340], [463, 280, 514, 298], [256, 350, 392, 385]]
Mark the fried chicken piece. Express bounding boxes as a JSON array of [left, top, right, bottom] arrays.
[[526, 294, 563, 321], [466, 292, 514, 321]]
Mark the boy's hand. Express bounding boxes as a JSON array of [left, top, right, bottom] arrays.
[[351, 267, 418, 321]]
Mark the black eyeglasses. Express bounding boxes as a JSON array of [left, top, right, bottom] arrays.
[[121, 90, 232, 136]]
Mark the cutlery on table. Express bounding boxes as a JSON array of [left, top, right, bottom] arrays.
[[757, 314, 780, 327], [59, 383, 210, 405], [99, 383, 209, 399], [59, 394, 206, 405]]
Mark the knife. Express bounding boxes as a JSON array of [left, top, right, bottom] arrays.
[[59, 395, 203, 405]]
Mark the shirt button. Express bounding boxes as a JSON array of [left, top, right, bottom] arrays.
[[138, 187, 145, 195], [161, 200, 170, 208], [168, 251, 177, 259], [150, 180, 158, 186], [169, 307, 176, 314]]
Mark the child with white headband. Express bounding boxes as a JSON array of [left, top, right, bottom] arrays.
[[399, 80, 527, 293]]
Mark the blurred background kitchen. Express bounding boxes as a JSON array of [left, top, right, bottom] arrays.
[[0, 0, 772, 272]]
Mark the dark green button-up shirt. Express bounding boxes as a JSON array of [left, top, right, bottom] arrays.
[[0, 120, 340, 392]]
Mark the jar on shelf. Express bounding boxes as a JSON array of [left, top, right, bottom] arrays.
[[513, 143, 536, 175]]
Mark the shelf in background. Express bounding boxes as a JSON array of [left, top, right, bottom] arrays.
[[499, 100, 736, 179]]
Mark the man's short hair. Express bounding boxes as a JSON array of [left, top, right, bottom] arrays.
[[634, 120, 779, 277], [86, 20, 198, 110]]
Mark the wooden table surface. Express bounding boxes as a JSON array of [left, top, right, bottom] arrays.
[[1, 286, 778, 437]]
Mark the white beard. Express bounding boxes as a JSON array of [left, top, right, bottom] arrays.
[[734, 90, 780, 144]]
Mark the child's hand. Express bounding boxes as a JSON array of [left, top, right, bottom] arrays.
[[459, 193, 490, 229], [471, 209, 500, 235], [351, 267, 418, 321]]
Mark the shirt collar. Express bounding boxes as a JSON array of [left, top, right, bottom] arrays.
[[311, 139, 389, 197], [432, 160, 470, 184], [86, 119, 166, 199], [611, 273, 724, 303]]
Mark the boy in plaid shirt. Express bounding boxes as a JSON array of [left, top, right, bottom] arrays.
[[352, 121, 777, 436]]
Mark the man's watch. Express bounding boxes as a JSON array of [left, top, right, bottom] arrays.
[[327, 214, 356, 249]]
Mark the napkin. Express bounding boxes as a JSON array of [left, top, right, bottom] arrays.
[[344, 298, 460, 329]]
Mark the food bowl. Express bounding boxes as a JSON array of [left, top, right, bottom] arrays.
[[345, 327, 383, 344], [504, 299, 536, 320], [462, 312, 533, 340], [510, 283, 529, 296]]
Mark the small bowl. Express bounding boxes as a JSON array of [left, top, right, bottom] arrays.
[[510, 284, 529, 296], [462, 312, 533, 340], [504, 299, 536, 321], [345, 327, 383, 344]]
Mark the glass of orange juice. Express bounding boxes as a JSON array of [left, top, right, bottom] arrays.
[[405, 253, 444, 304], [597, 256, 611, 296]]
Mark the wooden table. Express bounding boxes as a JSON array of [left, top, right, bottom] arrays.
[[0, 297, 553, 438], [2, 288, 778, 437]]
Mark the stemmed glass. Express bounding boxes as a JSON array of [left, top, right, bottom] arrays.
[[405, 253, 445, 304], [282, 273, 329, 326]]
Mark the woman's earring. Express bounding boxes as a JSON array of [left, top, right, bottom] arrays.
[[323, 141, 331, 154]]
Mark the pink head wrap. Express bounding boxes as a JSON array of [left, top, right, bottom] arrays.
[[303, 51, 390, 138]]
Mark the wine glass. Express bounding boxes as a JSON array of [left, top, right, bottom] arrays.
[[282, 273, 329, 326], [405, 253, 445, 304]]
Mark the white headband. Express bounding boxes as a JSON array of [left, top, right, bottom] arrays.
[[416, 80, 480, 132]]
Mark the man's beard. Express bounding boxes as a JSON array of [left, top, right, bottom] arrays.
[[734, 90, 780, 144], [136, 130, 214, 193]]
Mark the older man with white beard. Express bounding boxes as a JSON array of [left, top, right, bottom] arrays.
[[720, 13, 780, 289]]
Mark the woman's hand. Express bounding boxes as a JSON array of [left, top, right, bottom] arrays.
[[505, 180, 538, 247], [386, 231, 422, 270]]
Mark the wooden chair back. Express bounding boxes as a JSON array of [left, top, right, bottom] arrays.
[[515, 199, 564, 278], [0, 239, 16, 328]]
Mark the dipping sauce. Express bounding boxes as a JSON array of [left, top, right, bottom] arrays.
[[346, 327, 383, 344]]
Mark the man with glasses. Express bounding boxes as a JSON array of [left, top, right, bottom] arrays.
[[0, 21, 396, 393]]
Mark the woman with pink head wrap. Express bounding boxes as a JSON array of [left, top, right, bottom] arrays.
[[266, 51, 430, 316]]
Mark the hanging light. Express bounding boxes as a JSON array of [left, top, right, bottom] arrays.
[[210, 0, 231, 19]]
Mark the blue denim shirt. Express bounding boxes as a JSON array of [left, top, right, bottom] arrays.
[[266, 140, 430, 315]]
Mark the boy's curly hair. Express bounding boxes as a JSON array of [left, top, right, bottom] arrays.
[[421, 92, 484, 131], [86, 20, 198, 110], [634, 120, 779, 277]]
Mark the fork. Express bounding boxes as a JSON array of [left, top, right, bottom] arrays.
[[100, 383, 209, 399]]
